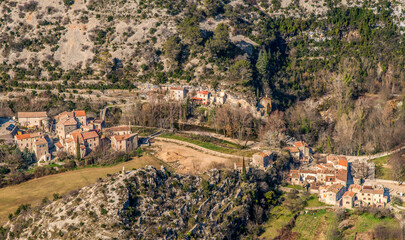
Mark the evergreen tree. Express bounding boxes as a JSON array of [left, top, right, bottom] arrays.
[[76, 136, 81, 161], [242, 157, 247, 182], [256, 49, 269, 77], [266, 103, 271, 115]]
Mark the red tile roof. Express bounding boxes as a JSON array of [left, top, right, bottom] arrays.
[[55, 142, 63, 149], [284, 146, 300, 153], [18, 112, 47, 118], [113, 133, 136, 141], [71, 132, 84, 143], [294, 141, 308, 148], [338, 159, 348, 167], [82, 131, 99, 140], [327, 184, 345, 193], [60, 118, 77, 126], [16, 133, 32, 140], [198, 90, 210, 95], [343, 191, 356, 198], [15, 132, 42, 140], [336, 169, 348, 182], [192, 97, 203, 100], [74, 110, 86, 117], [170, 87, 184, 90], [106, 126, 131, 132], [260, 152, 268, 158], [55, 111, 74, 119]]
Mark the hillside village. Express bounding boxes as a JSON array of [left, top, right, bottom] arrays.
[[6, 110, 138, 166], [3, 101, 399, 212], [285, 141, 393, 209]]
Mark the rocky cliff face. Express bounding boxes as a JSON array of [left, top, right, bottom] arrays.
[[2, 166, 274, 239]]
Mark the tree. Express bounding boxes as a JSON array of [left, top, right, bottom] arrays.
[[264, 190, 277, 205], [179, 17, 203, 47], [205, 23, 230, 56], [162, 36, 182, 64], [242, 157, 247, 182], [76, 136, 81, 161], [256, 49, 270, 77], [63, 0, 74, 7], [204, 0, 222, 17], [390, 150, 405, 182], [97, 51, 113, 75], [229, 59, 253, 84]]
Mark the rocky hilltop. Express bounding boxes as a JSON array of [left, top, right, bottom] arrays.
[[1, 166, 277, 239]]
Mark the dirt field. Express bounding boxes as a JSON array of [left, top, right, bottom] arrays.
[[152, 141, 239, 174], [0, 155, 162, 225]]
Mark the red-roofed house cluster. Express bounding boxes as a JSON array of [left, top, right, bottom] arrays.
[[284, 140, 314, 165], [288, 154, 390, 208], [14, 110, 139, 165]]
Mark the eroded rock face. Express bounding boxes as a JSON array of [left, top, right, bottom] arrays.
[[2, 166, 275, 239]]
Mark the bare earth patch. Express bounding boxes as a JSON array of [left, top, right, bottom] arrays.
[[153, 141, 236, 174]]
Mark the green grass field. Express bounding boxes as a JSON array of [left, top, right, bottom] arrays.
[[304, 195, 327, 208], [0, 155, 162, 225], [260, 205, 295, 239], [292, 209, 335, 239], [159, 133, 257, 157], [369, 155, 394, 180], [291, 210, 399, 240]]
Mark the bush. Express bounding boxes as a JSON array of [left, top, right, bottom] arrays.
[[63, 0, 74, 6]]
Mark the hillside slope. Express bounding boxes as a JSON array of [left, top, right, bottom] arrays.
[[1, 166, 275, 239]]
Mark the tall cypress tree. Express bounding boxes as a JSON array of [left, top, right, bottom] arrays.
[[256, 49, 269, 77], [76, 136, 81, 161], [242, 157, 247, 182]]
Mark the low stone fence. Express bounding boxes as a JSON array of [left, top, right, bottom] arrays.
[[155, 137, 249, 161]]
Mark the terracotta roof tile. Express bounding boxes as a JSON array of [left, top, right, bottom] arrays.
[[170, 87, 184, 90], [82, 131, 99, 139], [197, 90, 210, 95], [327, 184, 345, 193], [74, 110, 86, 117], [55, 142, 63, 148], [18, 112, 47, 118], [106, 126, 131, 132], [343, 191, 356, 198]]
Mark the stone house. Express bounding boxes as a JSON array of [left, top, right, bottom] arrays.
[[319, 183, 346, 205], [191, 97, 203, 105], [82, 131, 100, 152], [196, 91, 211, 105], [289, 170, 301, 185], [335, 169, 348, 187], [357, 188, 388, 207], [55, 142, 64, 152], [284, 146, 300, 159], [104, 126, 131, 136], [169, 87, 187, 101], [342, 191, 356, 209], [64, 137, 87, 159], [111, 133, 138, 152], [73, 110, 87, 126], [93, 120, 105, 130], [33, 138, 50, 162], [15, 132, 43, 151], [294, 141, 313, 161], [214, 91, 227, 105], [56, 117, 78, 140], [17, 112, 48, 128], [251, 151, 273, 168]]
